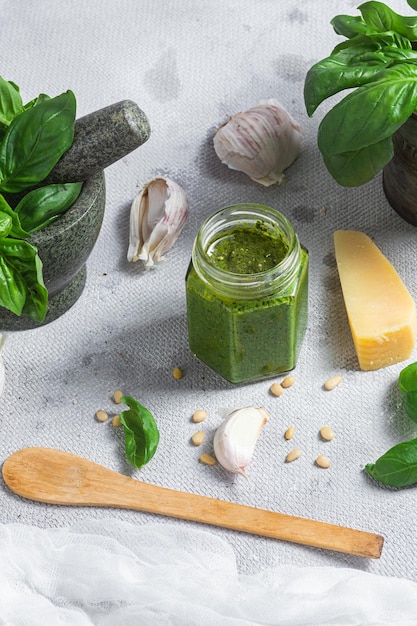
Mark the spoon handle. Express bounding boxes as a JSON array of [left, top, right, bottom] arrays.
[[2, 447, 384, 559]]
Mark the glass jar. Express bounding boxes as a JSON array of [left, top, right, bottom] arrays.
[[186, 203, 308, 384]]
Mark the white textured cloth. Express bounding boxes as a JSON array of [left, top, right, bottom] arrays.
[[1, 0, 417, 619], [1, 519, 417, 625]]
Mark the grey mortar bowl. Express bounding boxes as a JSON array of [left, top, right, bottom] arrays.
[[0, 171, 106, 331], [0, 99, 150, 331]]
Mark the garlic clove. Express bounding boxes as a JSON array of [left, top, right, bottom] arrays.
[[127, 177, 189, 268], [213, 99, 301, 186], [213, 406, 269, 479]]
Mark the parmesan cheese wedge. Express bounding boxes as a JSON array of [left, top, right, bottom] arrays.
[[333, 230, 417, 371]]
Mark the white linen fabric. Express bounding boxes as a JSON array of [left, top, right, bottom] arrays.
[[1, 519, 417, 626]]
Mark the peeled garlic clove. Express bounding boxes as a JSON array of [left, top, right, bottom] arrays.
[[213, 406, 270, 479], [127, 177, 189, 268], [213, 99, 301, 186]]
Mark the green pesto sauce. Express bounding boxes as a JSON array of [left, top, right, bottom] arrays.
[[186, 247, 309, 384], [208, 221, 288, 274]]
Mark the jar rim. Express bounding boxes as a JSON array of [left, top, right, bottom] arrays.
[[192, 203, 301, 297]]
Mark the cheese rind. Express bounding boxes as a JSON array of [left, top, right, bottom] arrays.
[[333, 230, 417, 371]]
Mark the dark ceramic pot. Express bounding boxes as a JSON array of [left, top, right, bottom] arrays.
[[383, 113, 417, 225], [0, 171, 106, 331]]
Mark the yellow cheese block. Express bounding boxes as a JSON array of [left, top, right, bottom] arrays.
[[333, 230, 417, 371]]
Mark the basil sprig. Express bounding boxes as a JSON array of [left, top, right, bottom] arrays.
[[366, 362, 417, 488], [0, 89, 75, 193], [304, 1, 417, 186], [119, 395, 160, 469], [365, 438, 417, 488], [0, 77, 80, 321]]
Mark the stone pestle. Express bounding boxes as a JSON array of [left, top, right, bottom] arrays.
[[43, 100, 151, 184]]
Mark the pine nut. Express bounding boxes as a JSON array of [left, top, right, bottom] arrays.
[[270, 382, 284, 397], [281, 375, 295, 388], [199, 453, 216, 466], [320, 426, 335, 441], [285, 425, 295, 440], [324, 375, 342, 391], [113, 390, 124, 404], [96, 409, 108, 423], [192, 409, 208, 423], [286, 448, 302, 463], [316, 454, 331, 468], [172, 367, 183, 380], [191, 431, 205, 446], [112, 415, 121, 427]]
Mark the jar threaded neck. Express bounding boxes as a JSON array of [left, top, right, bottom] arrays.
[[192, 204, 301, 299]]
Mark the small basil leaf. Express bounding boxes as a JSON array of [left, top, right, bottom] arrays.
[[23, 93, 50, 111], [0, 212, 12, 238], [0, 237, 47, 320], [398, 362, 417, 421], [408, 1, 417, 11], [365, 437, 417, 487], [0, 76, 23, 127], [15, 182, 83, 233], [19, 252, 48, 321], [0, 255, 27, 315], [119, 395, 160, 469], [0, 194, 30, 238], [0, 90, 76, 193], [331, 15, 371, 38]]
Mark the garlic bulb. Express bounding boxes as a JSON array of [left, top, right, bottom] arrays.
[[128, 177, 189, 268], [0, 334, 6, 398], [213, 99, 301, 186], [213, 406, 270, 479]]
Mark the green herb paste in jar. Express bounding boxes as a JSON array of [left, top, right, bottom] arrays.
[[207, 221, 289, 274], [186, 204, 308, 384]]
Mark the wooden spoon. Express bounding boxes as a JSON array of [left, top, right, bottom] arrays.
[[2, 447, 384, 558]]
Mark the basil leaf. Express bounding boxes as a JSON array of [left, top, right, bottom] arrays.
[[0, 194, 30, 238], [317, 64, 417, 185], [0, 212, 12, 239], [0, 76, 23, 127], [0, 237, 47, 320], [23, 93, 50, 111], [359, 1, 417, 40], [333, 29, 412, 53], [15, 182, 83, 233], [305, 43, 417, 115], [321, 136, 394, 186], [398, 362, 417, 421], [323, 64, 417, 150], [408, 0, 417, 11], [19, 252, 47, 321], [119, 395, 160, 469], [365, 437, 417, 487], [0, 90, 76, 193], [304, 45, 386, 116], [331, 15, 370, 39]]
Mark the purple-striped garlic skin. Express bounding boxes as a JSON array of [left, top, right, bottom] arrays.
[[128, 177, 189, 268], [213, 99, 301, 186]]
